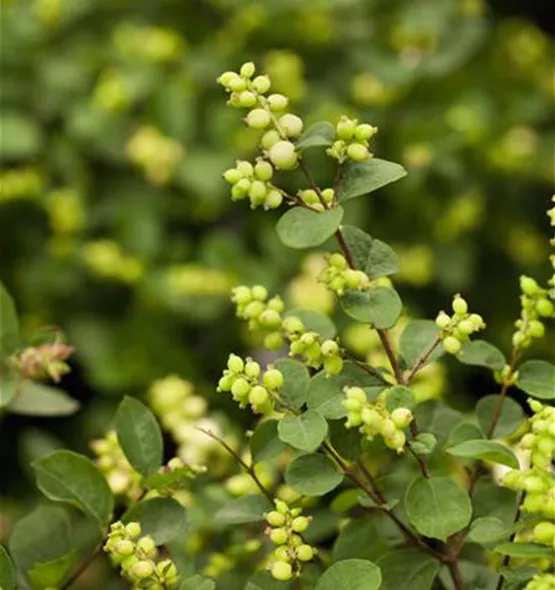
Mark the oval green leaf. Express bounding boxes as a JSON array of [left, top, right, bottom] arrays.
[[0, 545, 16, 590], [456, 340, 506, 371], [494, 542, 554, 560], [315, 559, 381, 590], [285, 454, 343, 496], [341, 226, 399, 277], [468, 517, 512, 545], [285, 309, 336, 339], [404, 476, 472, 541], [0, 281, 20, 359], [213, 495, 271, 526], [7, 382, 80, 417], [475, 395, 523, 439], [341, 286, 402, 329], [250, 419, 289, 463], [122, 497, 187, 544], [338, 159, 407, 202], [447, 440, 519, 469], [274, 358, 311, 408], [516, 360, 555, 400], [377, 549, 441, 590], [296, 121, 335, 150], [278, 410, 328, 452], [32, 450, 114, 527], [276, 206, 344, 249], [399, 320, 443, 369], [180, 575, 216, 590]]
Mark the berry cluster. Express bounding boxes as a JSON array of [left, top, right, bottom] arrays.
[[318, 252, 370, 295], [435, 294, 485, 354], [103, 522, 179, 589], [12, 340, 74, 382], [342, 387, 413, 453], [223, 159, 283, 209], [525, 574, 555, 590], [298, 187, 335, 211], [512, 276, 554, 350], [217, 354, 284, 414], [326, 116, 378, 163], [264, 500, 316, 581]]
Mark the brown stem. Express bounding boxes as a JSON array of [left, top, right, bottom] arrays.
[[61, 543, 103, 589], [342, 352, 393, 386], [407, 421, 431, 478], [406, 337, 441, 383], [377, 330, 406, 385], [446, 559, 466, 590], [486, 350, 519, 439]]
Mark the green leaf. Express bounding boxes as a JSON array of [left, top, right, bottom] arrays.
[[296, 121, 335, 150], [516, 360, 555, 400], [0, 113, 42, 159], [341, 226, 399, 278], [377, 549, 441, 590], [499, 565, 541, 590], [338, 159, 407, 202], [413, 401, 462, 445], [278, 410, 328, 452], [28, 551, 77, 589], [213, 495, 271, 525], [250, 420, 288, 463], [274, 358, 310, 408], [447, 440, 519, 469], [276, 206, 344, 249], [142, 467, 194, 492], [122, 497, 187, 545], [115, 396, 163, 477], [332, 520, 382, 562], [180, 575, 216, 590], [0, 372, 18, 409], [358, 496, 399, 511], [475, 395, 523, 439], [285, 309, 336, 339], [32, 450, 114, 527], [384, 386, 415, 412], [404, 476, 472, 541], [0, 545, 16, 590], [448, 422, 484, 447], [0, 281, 20, 359], [7, 382, 80, 417], [315, 559, 381, 590], [285, 454, 343, 496], [341, 287, 402, 329], [494, 543, 554, 560], [331, 489, 361, 513], [399, 321, 443, 369], [468, 517, 512, 545], [328, 419, 364, 461], [456, 340, 506, 371], [473, 480, 518, 525], [410, 433, 437, 455]]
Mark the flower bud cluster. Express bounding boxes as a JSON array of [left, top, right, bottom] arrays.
[[222, 158, 283, 210], [231, 285, 286, 350], [217, 354, 284, 414], [435, 294, 485, 354], [326, 116, 378, 163], [264, 500, 316, 581], [342, 387, 413, 453], [218, 63, 301, 172], [318, 253, 371, 295], [11, 340, 74, 382], [512, 276, 554, 350], [103, 521, 179, 589], [298, 187, 335, 212]]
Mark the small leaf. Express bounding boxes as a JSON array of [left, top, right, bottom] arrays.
[[448, 422, 484, 447], [410, 433, 437, 455], [122, 498, 187, 545], [0, 372, 18, 409], [516, 360, 555, 400], [276, 206, 344, 249], [341, 226, 374, 271], [328, 419, 364, 461], [32, 450, 114, 526], [404, 476, 472, 541], [338, 159, 407, 202], [115, 396, 163, 477], [332, 520, 381, 562], [358, 496, 399, 511], [468, 517, 512, 545], [285, 454, 343, 496], [399, 321, 443, 369], [494, 543, 554, 560], [278, 410, 328, 452], [0, 281, 20, 359], [0, 545, 16, 590], [274, 358, 310, 408], [180, 575, 216, 590], [250, 420, 288, 463], [28, 551, 77, 589], [315, 559, 381, 590], [475, 395, 523, 439], [213, 495, 271, 525], [384, 386, 415, 412], [284, 309, 336, 339], [413, 401, 462, 445], [331, 489, 361, 513], [447, 440, 519, 469], [341, 287, 402, 329], [296, 121, 335, 150], [7, 382, 80, 417], [341, 226, 399, 278], [456, 340, 506, 371], [473, 480, 518, 525], [377, 549, 441, 590]]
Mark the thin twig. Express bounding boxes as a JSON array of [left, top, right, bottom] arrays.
[[446, 559, 466, 590], [342, 351, 393, 386], [407, 421, 431, 478], [406, 337, 441, 383], [377, 330, 406, 385], [486, 350, 519, 439], [495, 493, 524, 590], [61, 543, 103, 589]]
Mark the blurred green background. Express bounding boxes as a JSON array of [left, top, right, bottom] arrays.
[[1, 0, 554, 586]]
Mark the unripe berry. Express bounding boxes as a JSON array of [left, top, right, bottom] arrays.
[[136, 536, 156, 557], [443, 336, 462, 354], [228, 76, 247, 92], [261, 129, 281, 149], [273, 546, 290, 561], [533, 522, 555, 544], [336, 117, 357, 140], [218, 374, 233, 391], [267, 94, 289, 112], [520, 276, 539, 296], [264, 190, 283, 209], [469, 313, 485, 329], [300, 189, 319, 205], [380, 419, 397, 439], [264, 331, 284, 350], [536, 298, 554, 317], [223, 168, 242, 184], [457, 319, 474, 336], [528, 320, 545, 338], [269, 528, 288, 545], [266, 510, 286, 527], [238, 91, 257, 108], [129, 560, 154, 579], [121, 555, 139, 571], [329, 253, 347, 269], [268, 141, 298, 170], [354, 123, 378, 141], [115, 539, 135, 556], [227, 354, 244, 373], [217, 71, 236, 86], [291, 516, 310, 532], [391, 407, 413, 429], [125, 522, 142, 540], [259, 309, 281, 328], [346, 143, 370, 162], [279, 114, 303, 138], [435, 311, 451, 329], [240, 62, 256, 78], [231, 181, 249, 201], [263, 368, 284, 390], [452, 295, 468, 315], [252, 75, 271, 93], [244, 300, 265, 318], [244, 360, 261, 379], [282, 316, 304, 333], [248, 180, 268, 203], [231, 377, 251, 399], [249, 385, 269, 406], [346, 386, 367, 404], [246, 108, 271, 129], [321, 340, 339, 357], [252, 285, 268, 300], [236, 161, 254, 176], [295, 544, 314, 561], [386, 430, 407, 452], [271, 561, 293, 581], [254, 160, 273, 181], [524, 476, 547, 493], [324, 355, 343, 375], [322, 188, 335, 204], [361, 407, 381, 428]]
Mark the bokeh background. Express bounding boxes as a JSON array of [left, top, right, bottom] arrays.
[[1, 0, 554, 587]]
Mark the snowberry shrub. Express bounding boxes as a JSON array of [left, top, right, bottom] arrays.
[[1, 62, 554, 590]]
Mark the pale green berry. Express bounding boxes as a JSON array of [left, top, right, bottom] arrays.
[[264, 331, 284, 350], [263, 368, 284, 390], [324, 355, 343, 375], [282, 316, 304, 333], [136, 536, 156, 557], [227, 354, 244, 373], [271, 561, 293, 581], [232, 177, 251, 195], [223, 168, 242, 184], [249, 385, 269, 406], [273, 546, 289, 561], [469, 313, 485, 330], [346, 386, 367, 404], [267, 94, 288, 112], [279, 113, 303, 137], [236, 161, 254, 176], [329, 253, 347, 269], [252, 285, 268, 300], [452, 295, 468, 315], [264, 189, 283, 209], [520, 276, 539, 296], [344, 269, 367, 289], [528, 320, 545, 338], [261, 129, 281, 149], [218, 374, 233, 391], [125, 522, 142, 540], [296, 544, 314, 561], [300, 188, 319, 205], [115, 539, 135, 556], [238, 91, 257, 108], [240, 62, 256, 78], [254, 160, 273, 181], [391, 407, 413, 429], [267, 296, 285, 312], [217, 71, 236, 86], [244, 360, 261, 379], [266, 510, 286, 527], [354, 123, 378, 141], [274, 499, 289, 514], [248, 180, 268, 203], [130, 560, 154, 579], [246, 108, 271, 129], [231, 377, 251, 399], [121, 555, 139, 571], [343, 398, 362, 411], [435, 311, 451, 329], [346, 143, 370, 162], [524, 476, 547, 493], [231, 184, 248, 201], [536, 298, 554, 317], [443, 336, 462, 354], [291, 516, 310, 532], [321, 339, 339, 357], [228, 76, 247, 92], [252, 75, 271, 93], [361, 407, 381, 428], [268, 140, 298, 170], [336, 116, 357, 140], [457, 319, 474, 336], [380, 419, 397, 439], [533, 522, 555, 544], [269, 528, 288, 545], [290, 534, 302, 547], [244, 300, 265, 318], [322, 188, 335, 203], [385, 430, 407, 452], [300, 332, 316, 346], [259, 309, 281, 328], [520, 433, 537, 449]]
